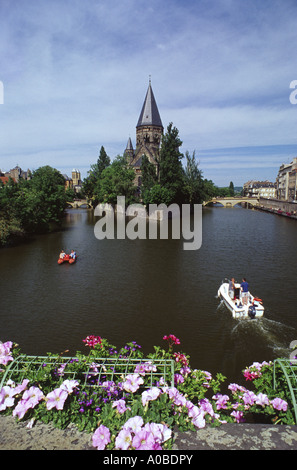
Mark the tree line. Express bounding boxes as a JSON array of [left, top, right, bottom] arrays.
[[83, 122, 236, 207], [0, 166, 67, 246], [0, 123, 236, 246]]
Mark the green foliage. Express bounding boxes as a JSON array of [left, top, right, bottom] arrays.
[[0, 166, 67, 245], [83, 146, 111, 200], [94, 156, 137, 206], [183, 150, 205, 204], [159, 123, 185, 205], [1, 337, 296, 451]]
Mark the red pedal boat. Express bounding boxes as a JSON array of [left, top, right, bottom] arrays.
[[58, 253, 77, 264]]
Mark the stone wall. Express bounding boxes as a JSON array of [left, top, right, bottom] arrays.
[[258, 198, 297, 218]]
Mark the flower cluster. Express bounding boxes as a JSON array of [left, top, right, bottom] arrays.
[[227, 382, 288, 423], [163, 334, 180, 347], [0, 334, 294, 451], [82, 335, 102, 349], [243, 361, 271, 381], [92, 416, 172, 451], [0, 378, 79, 420]]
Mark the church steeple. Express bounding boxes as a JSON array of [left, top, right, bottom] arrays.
[[126, 79, 164, 189], [124, 137, 134, 162], [136, 79, 163, 129]]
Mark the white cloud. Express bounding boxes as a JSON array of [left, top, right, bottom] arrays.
[[1, 0, 297, 186]]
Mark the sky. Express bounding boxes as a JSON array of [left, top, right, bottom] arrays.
[[1, 0, 297, 187]]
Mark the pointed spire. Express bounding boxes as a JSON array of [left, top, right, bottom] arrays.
[[137, 80, 163, 128], [126, 137, 134, 151]]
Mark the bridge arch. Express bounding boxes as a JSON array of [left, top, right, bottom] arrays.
[[203, 197, 259, 208], [67, 199, 92, 209]]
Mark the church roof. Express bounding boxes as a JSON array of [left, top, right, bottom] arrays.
[[126, 137, 134, 150], [137, 81, 163, 128]]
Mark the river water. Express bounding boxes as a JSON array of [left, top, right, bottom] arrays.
[[1, 206, 296, 384]]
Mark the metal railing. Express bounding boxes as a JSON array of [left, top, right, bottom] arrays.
[[0, 354, 175, 389]]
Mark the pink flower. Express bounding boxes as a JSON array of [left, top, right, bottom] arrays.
[[174, 373, 184, 384], [12, 379, 30, 396], [83, 335, 102, 348], [112, 399, 130, 414], [60, 379, 79, 394], [163, 334, 180, 346], [123, 416, 144, 434], [0, 386, 15, 411], [167, 387, 187, 406], [212, 393, 229, 410], [0, 341, 13, 366], [242, 390, 257, 407], [132, 429, 156, 450], [199, 398, 215, 417], [134, 361, 157, 376], [228, 383, 247, 394], [13, 399, 31, 420], [270, 397, 288, 411], [141, 387, 161, 406], [188, 406, 206, 428], [173, 352, 188, 367], [22, 386, 44, 407], [231, 410, 245, 423], [46, 388, 68, 410], [115, 428, 133, 450], [255, 393, 270, 407], [122, 373, 144, 393], [143, 422, 172, 444], [92, 425, 111, 450], [10, 385, 44, 420]]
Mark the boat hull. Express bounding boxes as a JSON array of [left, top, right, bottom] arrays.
[[58, 255, 76, 265], [218, 282, 264, 319]]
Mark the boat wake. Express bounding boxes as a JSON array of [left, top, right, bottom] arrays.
[[231, 317, 296, 357]]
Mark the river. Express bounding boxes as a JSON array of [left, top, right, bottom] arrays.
[[1, 205, 296, 385]]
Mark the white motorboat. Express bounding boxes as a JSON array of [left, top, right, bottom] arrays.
[[217, 279, 264, 319]]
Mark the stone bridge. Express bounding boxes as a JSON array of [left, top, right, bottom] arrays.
[[204, 196, 259, 208], [67, 199, 92, 208]]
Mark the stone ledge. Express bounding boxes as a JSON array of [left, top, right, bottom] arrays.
[[1, 416, 297, 451]]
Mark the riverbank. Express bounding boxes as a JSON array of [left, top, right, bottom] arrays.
[[257, 197, 297, 220], [1, 415, 297, 450]]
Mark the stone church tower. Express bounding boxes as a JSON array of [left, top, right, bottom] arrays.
[[125, 80, 163, 187]]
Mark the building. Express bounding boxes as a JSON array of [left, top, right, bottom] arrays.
[[124, 79, 163, 187], [243, 180, 276, 199], [276, 157, 297, 201], [71, 169, 82, 192], [5, 165, 31, 182], [63, 169, 82, 193]]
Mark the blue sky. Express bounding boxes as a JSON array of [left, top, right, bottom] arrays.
[[0, 0, 297, 187]]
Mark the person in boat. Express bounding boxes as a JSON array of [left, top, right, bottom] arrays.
[[240, 278, 249, 305], [228, 278, 235, 299], [59, 250, 66, 259], [70, 250, 76, 259]]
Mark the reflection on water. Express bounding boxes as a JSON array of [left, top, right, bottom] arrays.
[[0, 206, 297, 384]]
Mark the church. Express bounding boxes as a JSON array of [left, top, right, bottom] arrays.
[[124, 79, 163, 188]]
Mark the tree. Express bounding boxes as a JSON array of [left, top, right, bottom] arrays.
[[94, 156, 136, 206], [24, 166, 67, 232], [83, 146, 111, 200], [159, 123, 185, 205], [140, 155, 159, 206], [0, 166, 67, 243], [229, 181, 235, 197], [183, 151, 204, 204], [140, 155, 158, 193]]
